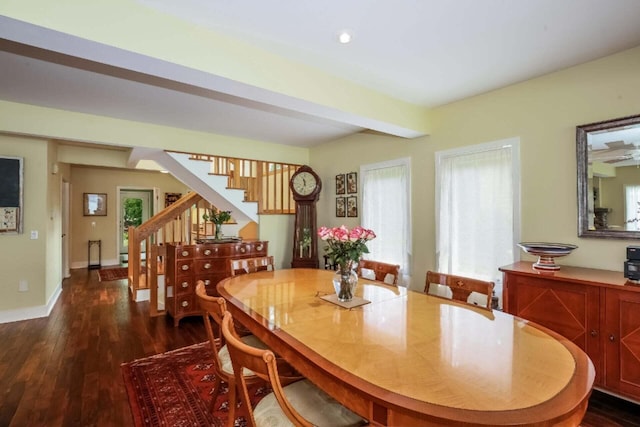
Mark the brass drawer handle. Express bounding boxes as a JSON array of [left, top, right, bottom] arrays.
[[204, 263, 211, 269], [590, 330, 598, 337], [204, 280, 211, 286], [181, 265, 189, 271], [256, 244, 263, 251], [181, 282, 189, 288], [181, 250, 189, 257], [204, 249, 212, 256], [240, 247, 246, 253], [181, 300, 189, 307]]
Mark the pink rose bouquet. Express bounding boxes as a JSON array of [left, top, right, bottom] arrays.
[[318, 225, 376, 270]]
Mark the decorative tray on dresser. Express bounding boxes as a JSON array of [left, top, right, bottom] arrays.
[[165, 240, 268, 326], [500, 261, 640, 403]]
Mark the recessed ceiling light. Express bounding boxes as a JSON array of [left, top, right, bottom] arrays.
[[338, 31, 352, 44]]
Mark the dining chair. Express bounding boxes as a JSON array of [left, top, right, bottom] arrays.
[[356, 259, 400, 286], [195, 282, 269, 427], [424, 271, 494, 310], [220, 311, 368, 427], [229, 256, 275, 276]]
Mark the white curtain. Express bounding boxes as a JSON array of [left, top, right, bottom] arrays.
[[625, 185, 640, 231], [437, 144, 516, 284], [362, 160, 410, 284]]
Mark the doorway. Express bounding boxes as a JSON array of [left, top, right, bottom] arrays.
[[118, 189, 154, 265]]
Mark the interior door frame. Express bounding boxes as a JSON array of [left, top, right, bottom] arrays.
[[116, 186, 159, 262]]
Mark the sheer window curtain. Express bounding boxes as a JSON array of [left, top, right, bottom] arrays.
[[436, 140, 519, 302], [625, 185, 640, 231], [362, 159, 411, 286]]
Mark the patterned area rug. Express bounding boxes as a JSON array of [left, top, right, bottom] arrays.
[[98, 267, 128, 282], [121, 342, 270, 427]]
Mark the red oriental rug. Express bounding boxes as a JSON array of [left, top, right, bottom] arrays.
[[121, 342, 270, 427], [98, 267, 128, 282]]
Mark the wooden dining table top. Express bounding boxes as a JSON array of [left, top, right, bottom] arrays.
[[217, 268, 595, 426]]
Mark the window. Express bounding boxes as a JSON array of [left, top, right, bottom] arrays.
[[361, 158, 411, 285], [625, 185, 640, 230], [435, 138, 520, 304]]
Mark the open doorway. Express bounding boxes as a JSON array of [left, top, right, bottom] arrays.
[[118, 189, 154, 265]]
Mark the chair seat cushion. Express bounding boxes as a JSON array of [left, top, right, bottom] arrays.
[[254, 379, 365, 426], [219, 334, 268, 375]]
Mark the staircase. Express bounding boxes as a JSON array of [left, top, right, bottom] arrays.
[[126, 149, 302, 314]]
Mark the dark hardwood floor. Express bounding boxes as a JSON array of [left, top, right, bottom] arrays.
[[0, 268, 638, 426], [0, 269, 206, 427]]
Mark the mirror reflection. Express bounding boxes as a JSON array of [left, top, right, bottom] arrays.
[[577, 114, 640, 239]]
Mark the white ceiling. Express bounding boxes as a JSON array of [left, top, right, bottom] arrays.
[[2, 0, 640, 147]]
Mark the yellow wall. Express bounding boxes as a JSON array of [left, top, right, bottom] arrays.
[[0, 135, 50, 312], [312, 45, 640, 290], [69, 166, 189, 267]]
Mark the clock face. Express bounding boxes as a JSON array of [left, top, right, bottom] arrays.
[[292, 171, 318, 196]]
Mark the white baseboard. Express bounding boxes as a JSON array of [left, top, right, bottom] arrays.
[[0, 280, 62, 324], [70, 258, 120, 270], [135, 288, 150, 302]]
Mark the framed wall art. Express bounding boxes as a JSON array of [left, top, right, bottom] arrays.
[[165, 192, 182, 207], [336, 196, 346, 217], [83, 193, 107, 216], [347, 196, 358, 217], [336, 174, 346, 195], [347, 172, 358, 194], [0, 156, 23, 234]]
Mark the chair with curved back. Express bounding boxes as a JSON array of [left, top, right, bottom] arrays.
[[356, 259, 400, 286], [221, 311, 368, 427], [424, 271, 494, 310], [229, 256, 275, 276], [195, 281, 268, 427]]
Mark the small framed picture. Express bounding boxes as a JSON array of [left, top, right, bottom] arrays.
[[83, 193, 107, 216], [165, 192, 182, 207], [347, 172, 358, 194], [336, 197, 346, 217], [347, 196, 358, 217], [336, 174, 346, 195]]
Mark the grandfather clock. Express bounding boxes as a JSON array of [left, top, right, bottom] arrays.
[[290, 165, 322, 268]]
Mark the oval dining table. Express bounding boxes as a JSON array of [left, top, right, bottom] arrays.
[[216, 268, 595, 426]]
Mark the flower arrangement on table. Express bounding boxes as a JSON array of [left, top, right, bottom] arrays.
[[318, 225, 376, 301], [202, 207, 232, 240]]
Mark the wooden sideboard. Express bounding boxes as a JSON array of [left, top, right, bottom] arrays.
[[165, 240, 268, 326], [500, 261, 640, 402]]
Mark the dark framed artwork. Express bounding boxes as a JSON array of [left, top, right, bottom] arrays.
[[347, 196, 358, 217], [336, 197, 346, 217], [336, 174, 346, 195], [0, 156, 23, 233], [165, 192, 182, 207], [83, 193, 107, 216], [347, 172, 358, 194]]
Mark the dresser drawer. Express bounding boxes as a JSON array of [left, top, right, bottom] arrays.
[[174, 278, 193, 296], [196, 245, 232, 258], [174, 295, 196, 315], [194, 259, 226, 274], [175, 259, 194, 276], [175, 246, 195, 259]]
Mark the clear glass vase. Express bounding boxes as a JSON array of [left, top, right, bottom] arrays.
[[214, 223, 223, 240], [333, 262, 358, 302]]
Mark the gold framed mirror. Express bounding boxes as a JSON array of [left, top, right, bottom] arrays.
[[577, 114, 640, 239]]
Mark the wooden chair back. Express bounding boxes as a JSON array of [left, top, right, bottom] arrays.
[[425, 271, 494, 310], [195, 281, 228, 369], [229, 256, 275, 276], [357, 259, 401, 285], [196, 281, 264, 426], [221, 312, 312, 427]]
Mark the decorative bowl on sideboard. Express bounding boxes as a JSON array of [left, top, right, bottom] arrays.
[[517, 242, 578, 270]]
